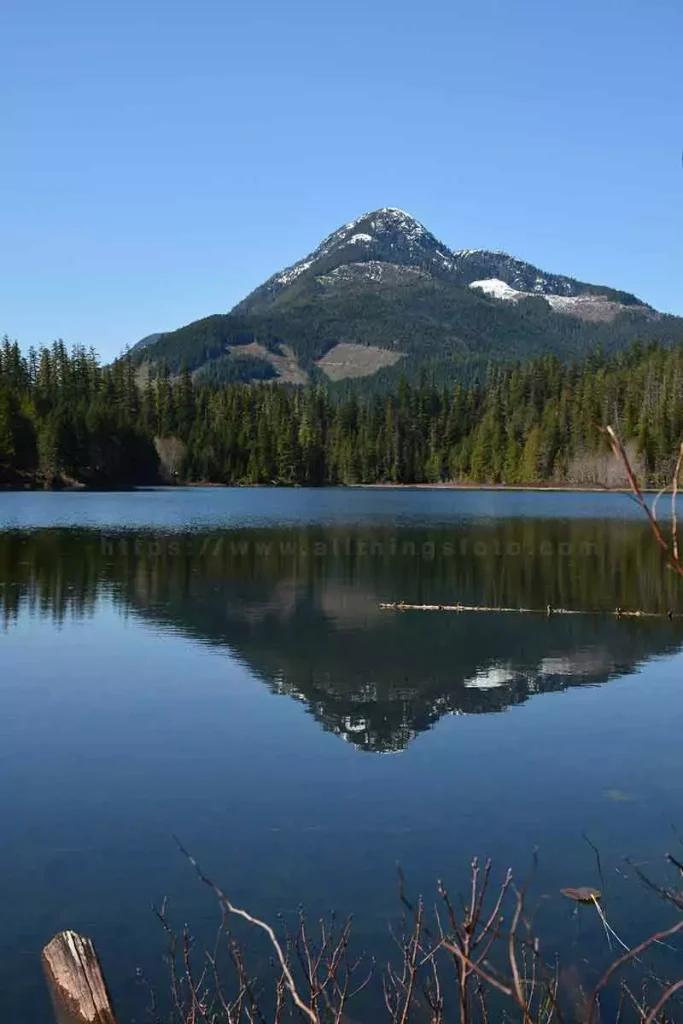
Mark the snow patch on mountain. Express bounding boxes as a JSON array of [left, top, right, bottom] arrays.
[[470, 279, 522, 302], [470, 278, 632, 322]]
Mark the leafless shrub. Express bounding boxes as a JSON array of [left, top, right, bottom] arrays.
[[145, 846, 683, 1023], [566, 444, 645, 489]]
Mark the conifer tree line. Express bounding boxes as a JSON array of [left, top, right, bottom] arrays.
[[0, 338, 156, 486], [1, 334, 682, 487]]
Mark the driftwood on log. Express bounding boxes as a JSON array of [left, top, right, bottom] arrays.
[[42, 931, 117, 1024]]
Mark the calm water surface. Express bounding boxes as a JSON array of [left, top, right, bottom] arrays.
[[1, 489, 683, 1021]]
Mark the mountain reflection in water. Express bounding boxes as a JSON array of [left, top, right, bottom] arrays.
[[2, 519, 682, 752]]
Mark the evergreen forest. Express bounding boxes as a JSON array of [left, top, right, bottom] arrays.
[[1, 336, 682, 489]]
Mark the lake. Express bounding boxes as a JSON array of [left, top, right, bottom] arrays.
[[1, 488, 683, 1021]]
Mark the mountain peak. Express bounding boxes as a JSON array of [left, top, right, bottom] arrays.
[[348, 205, 414, 221], [340, 207, 440, 252], [234, 208, 454, 314], [346, 207, 424, 230]]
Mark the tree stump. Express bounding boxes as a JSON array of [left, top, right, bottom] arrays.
[[42, 931, 117, 1024]]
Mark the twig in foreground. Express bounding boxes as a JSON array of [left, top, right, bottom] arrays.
[[174, 836, 319, 1024]]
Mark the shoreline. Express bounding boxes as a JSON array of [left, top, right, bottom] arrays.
[[1, 480, 659, 494], [186, 480, 658, 494], [351, 482, 641, 493], [0, 475, 143, 493]]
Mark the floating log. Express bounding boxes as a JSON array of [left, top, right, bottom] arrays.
[[379, 602, 680, 619], [42, 931, 117, 1024]]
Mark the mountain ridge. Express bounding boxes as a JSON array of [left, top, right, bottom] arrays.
[[235, 207, 643, 313]]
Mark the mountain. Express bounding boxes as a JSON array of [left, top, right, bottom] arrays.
[[131, 208, 683, 387]]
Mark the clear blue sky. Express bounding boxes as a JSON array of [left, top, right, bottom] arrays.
[[2, 0, 682, 360]]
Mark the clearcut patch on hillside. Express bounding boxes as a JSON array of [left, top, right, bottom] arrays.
[[316, 343, 404, 381], [232, 342, 309, 384]]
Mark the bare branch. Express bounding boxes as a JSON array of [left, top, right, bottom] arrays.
[[642, 977, 683, 1023], [174, 837, 319, 1024], [587, 917, 683, 1024]]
